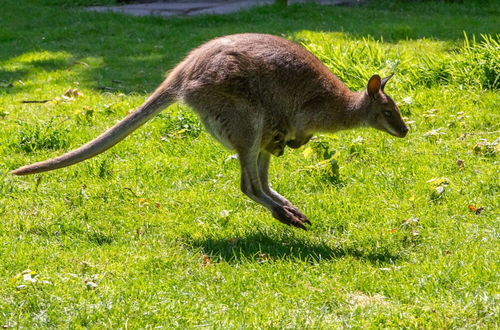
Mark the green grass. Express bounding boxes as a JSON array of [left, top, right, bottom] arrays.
[[1, 0, 499, 327]]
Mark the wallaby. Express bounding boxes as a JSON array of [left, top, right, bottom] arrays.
[[12, 33, 408, 230]]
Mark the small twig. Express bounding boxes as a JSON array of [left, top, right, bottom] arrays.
[[21, 100, 52, 104], [123, 187, 139, 197], [112, 79, 124, 84], [98, 86, 115, 91]]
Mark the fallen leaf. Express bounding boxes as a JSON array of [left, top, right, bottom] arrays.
[[435, 186, 445, 195], [257, 253, 270, 261], [202, 255, 212, 266], [23, 273, 37, 283], [423, 128, 446, 138], [467, 204, 485, 215], [64, 87, 83, 98], [402, 217, 420, 227], [138, 198, 149, 206], [456, 159, 464, 169], [473, 138, 499, 156], [348, 292, 389, 307], [427, 177, 450, 199], [171, 128, 189, 138], [467, 204, 478, 212]]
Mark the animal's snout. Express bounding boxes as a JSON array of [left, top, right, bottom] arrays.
[[399, 125, 409, 137]]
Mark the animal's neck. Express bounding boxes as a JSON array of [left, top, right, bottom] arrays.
[[305, 89, 368, 134]]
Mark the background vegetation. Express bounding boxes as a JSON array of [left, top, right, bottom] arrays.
[[1, 0, 498, 327]]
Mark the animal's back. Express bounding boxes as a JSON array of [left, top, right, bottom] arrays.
[[178, 33, 346, 106]]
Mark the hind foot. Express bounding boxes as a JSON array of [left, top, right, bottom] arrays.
[[271, 204, 311, 230]]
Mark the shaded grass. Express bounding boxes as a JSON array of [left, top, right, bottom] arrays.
[[0, 0, 499, 328]]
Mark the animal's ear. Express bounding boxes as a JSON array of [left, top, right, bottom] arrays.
[[367, 74, 381, 99], [381, 73, 394, 92]]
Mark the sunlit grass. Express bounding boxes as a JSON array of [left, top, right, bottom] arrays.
[[0, 0, 499, 327]]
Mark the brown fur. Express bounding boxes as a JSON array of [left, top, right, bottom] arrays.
[[12, 33, 408, 229]]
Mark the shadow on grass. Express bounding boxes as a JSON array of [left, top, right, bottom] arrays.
[[189, 230, 400, 264]]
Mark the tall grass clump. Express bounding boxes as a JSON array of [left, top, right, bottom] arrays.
[[296, 33, 392, 90], [295, 32, 499, 91], [12, 118, 70, 153], [404, 34, 499, 89], [453, 34, 500, 89]]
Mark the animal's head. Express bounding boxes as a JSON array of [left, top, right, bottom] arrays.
[[364, 74, 408, 138]]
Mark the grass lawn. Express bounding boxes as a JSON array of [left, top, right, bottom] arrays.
[[1, 0, 499, 327]]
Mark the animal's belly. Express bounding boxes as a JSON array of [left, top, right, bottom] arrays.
[[200, 116, 234, 150]]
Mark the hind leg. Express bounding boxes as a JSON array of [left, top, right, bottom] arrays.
[[238, 148, 310, 230], [257, 150, 311, 225], [186, 96, 308, 229]]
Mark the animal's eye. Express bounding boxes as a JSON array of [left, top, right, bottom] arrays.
[[383, 111, 392, 118]]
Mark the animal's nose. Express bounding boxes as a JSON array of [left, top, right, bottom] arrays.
[[400, 125, 409, 137]]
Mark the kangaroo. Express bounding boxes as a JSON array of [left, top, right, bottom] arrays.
[[11, 33, 408, 230]]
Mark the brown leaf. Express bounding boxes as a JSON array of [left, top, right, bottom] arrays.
[[64, 87, 83, 98], [202, 255, 212, 266], [467, 204, 478, 212], [456, 159, 464, 169], [257, 253, 270, 261], [468, 204, 484, 215]]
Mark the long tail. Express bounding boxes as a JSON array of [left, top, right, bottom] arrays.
[[11, 87, 177, 176]]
